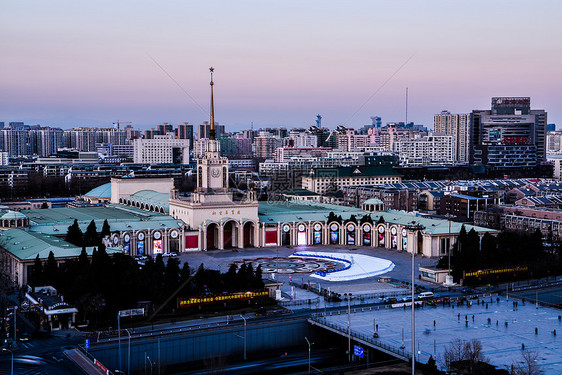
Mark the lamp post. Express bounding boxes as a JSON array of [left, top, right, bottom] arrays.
[[239, 315, 247, 360], [118, 312, 122, 374], [146, 355, 153, 375], [404, 221, 425, 375], [125, 328, 131, 375], [346, 293, 353, 363], [2, 348, 13, 375], [305, 337, 314, 374]]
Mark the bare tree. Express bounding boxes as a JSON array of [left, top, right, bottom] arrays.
[[511, 349, 543, 375], [443, 338, 489, 373], [443, 338, 466, 371]]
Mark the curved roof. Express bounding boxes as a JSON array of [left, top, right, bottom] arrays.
[[84, 183, 112, 198], [364, 198, 383, 205], [0, 210, 27, 220], [123, 190, 169, 213]]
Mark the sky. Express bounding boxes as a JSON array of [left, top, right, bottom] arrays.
[[1, 0, 561, 131]]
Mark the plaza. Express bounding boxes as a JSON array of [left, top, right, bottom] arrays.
[[318, 295, 562, 373]]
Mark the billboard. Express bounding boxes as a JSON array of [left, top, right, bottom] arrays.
[[153, 239, 163, 254], [178, 291, 269, 308], [314, 231, 322, 244], [330, 231, 338, 244], [138, 241, 145, 255]]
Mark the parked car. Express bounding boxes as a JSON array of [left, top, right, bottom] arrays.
[[383, 297, 398, 304], [417, 292, 434, 300]]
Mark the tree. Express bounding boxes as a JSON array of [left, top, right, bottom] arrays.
[[443, 338, 489, 374], [44, 251, 58, 286], [31, 254, 44, 286], [66, 219, 83, 246], [100, 219, 111, 239], [40, 202, 49, 209], [84, 220, 98, 246], [510, 349, 543, 375]]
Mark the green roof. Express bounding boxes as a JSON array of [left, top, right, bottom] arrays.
[[25, 204, 183, 236], [258, 201, 495, 235], [0, 229, 121, 261], [0, 210, 27, 220], [307, 166, 401, 178], [280, 189, 320, 196], [125, 190, 170, 212], [364, 198, 383, 205], [258, 201, 365, 223], [84, 182, 112, 198]]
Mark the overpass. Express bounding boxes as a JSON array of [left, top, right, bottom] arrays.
[[308, 316, 411, 362]]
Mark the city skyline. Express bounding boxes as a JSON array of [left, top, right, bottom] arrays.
[[1, 1, 561, 131]]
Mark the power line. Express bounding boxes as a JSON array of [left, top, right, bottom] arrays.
[[344, 53, 416, 126], [146, 53, 207, 115]]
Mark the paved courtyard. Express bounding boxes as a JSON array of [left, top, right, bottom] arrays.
[[176, 245, 437, 302], [322, 295, 562, 373]]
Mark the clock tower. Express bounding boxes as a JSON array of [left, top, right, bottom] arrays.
[[195, 67, 230, 198], [169, 67, 259, 250]]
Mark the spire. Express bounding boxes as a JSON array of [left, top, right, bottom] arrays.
[[209, 67, 216, 140]]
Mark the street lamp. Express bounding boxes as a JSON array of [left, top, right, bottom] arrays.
[[305, 337, 314, 374], [2, 348, 13, 375], [403, 221, 425, 375], [146, 355, 153, 375], [125, 328, 131, 375], [346, 293, 353, 363], [239, 315, 247, 360]]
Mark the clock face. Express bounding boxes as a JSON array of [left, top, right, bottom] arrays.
[[124, 234, 130, 242], [314, 223, 322, 231], [211, 167, 221, 178], [402, 229, 407, 237], [363, 224, 371, 232], [391, 227, 397, 235], [154, 231, 161, 240], [378, 226, 385, 233], [170, 230, 179, 239], [138, 232, 145, 241], [113, 236, 119, 244], [346, 223, 355, 232], [330, 223, 338, 231], [283, 224, 290, 232], [298, 224, 306, 232]]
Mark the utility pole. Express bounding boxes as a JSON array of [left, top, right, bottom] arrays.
[[404, 221, 425, 375], [240, 315, 247, 360], [305, 337, 314, 374]]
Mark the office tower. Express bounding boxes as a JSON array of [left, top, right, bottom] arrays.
[[198, 122, 225, 140], [133, 134, 190, 164], [470, 97, 547, 167], [177, 122, 194, 150], [433, 111, 470, 163]]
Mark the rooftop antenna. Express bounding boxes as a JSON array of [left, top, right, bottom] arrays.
[[405, 87, 408, 125], [113, 120, 131, 130]]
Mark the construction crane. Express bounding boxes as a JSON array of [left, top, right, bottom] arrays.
[[112, 120, 132, 130]]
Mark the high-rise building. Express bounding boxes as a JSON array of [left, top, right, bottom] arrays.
[[198, 122, 225, 140], [177, 122, 194, 148], [547, 131, 562, 154], [133, 134, 190, 164], [29, 127, 64, 157], [253, 131, 282, 159], [433, 111, 470, 164], [470, 97, 547, 167], [393, 135, 454, 166]]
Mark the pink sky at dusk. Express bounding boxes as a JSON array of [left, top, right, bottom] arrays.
[[1, 0, 561, 130]]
